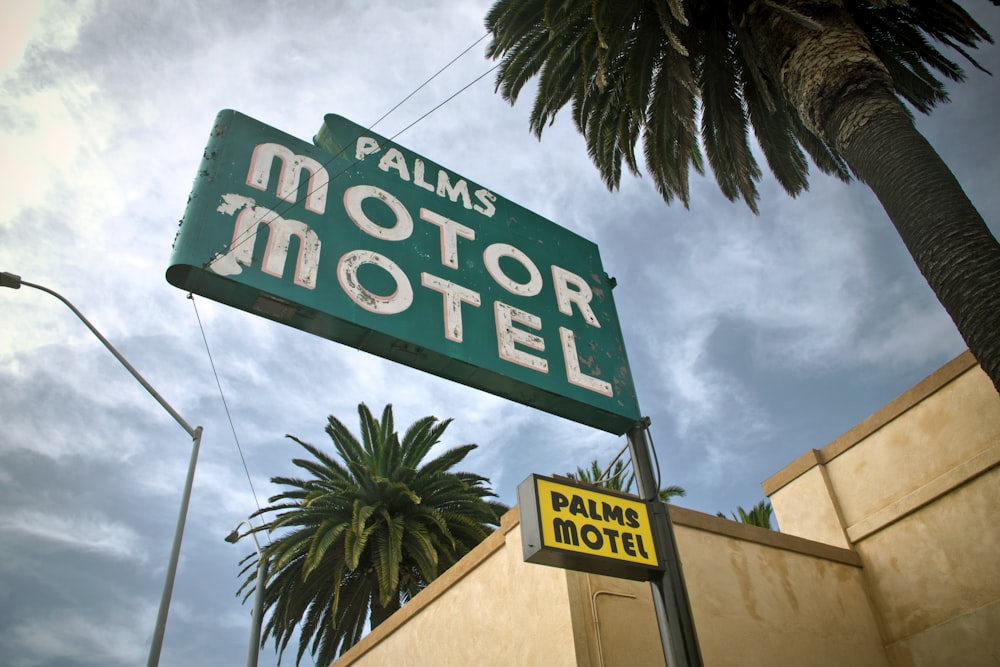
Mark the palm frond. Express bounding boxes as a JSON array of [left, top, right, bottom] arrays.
[[486, 0, 992, 212], [697, 12, 761, 211]]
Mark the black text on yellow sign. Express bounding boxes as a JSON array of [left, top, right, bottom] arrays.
[[518, 475, 662, 581]]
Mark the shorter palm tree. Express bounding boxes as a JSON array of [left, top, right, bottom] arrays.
[[717, 500, 774, 530], [567, 458, 686, 503], [237, 403, 507, 665]]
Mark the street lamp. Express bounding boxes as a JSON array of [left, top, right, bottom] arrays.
[[226, 520, 268, 667], [1, 271, 204, 667]]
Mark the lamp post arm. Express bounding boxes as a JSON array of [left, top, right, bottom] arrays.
[[6, 274, 196, 438]]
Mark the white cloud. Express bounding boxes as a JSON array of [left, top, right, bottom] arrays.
[[854, 297, 963, 368], [0, 3, 43, 72], [3, 601, 151, 667], [0, 0, 97, 73], [0, 509, 147, 563]]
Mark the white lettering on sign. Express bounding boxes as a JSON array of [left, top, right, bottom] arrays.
[[211, 194, 320, 289], [378, 148, 409, 181], [246, 143, 329, 215], [495, 302, 548, 373], [559, 327, 613, 397], [436, 170, 472, 210], [344, 185, 413, 241], [356, 137, 380, 161], [420, 209, 475, 269], [413, 159, 435, 193], [552, 265, 600, 328], [421, 273, 481, 342], [216, 140, 620, 399], [484, 243, 543, 297], [354, 136, 496, 218], [337, 250, 413, 314]]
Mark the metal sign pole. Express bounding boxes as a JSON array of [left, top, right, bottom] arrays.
[[627, 424, 703, 667]]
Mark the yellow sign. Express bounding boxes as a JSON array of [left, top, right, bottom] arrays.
[[518, 474, 661, 580]]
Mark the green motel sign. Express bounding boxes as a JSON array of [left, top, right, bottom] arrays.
[[167, 110, 640, 433]]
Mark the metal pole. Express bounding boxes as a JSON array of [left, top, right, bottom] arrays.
[[147, 425, 203, 667], [227, 521, 266, 667], [249, 557, 267, 667], [627, 423, 703, 667], [1, 272, 203, 667]]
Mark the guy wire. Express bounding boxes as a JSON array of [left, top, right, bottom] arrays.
[[202, 33, 495, 275], [188, 293, 267, 532]]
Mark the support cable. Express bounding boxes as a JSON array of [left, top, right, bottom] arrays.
[[188, 293, 265, 523], [202, 37, 497, 275]]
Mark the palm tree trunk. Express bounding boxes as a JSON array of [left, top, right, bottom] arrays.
[[835, 100, 1000, 394], [746, 0, 1000, 393]]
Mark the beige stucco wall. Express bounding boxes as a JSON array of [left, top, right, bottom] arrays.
[[669, 509, 886, 667], [765, 351, 1000, 666], [333, 504, 887, 666], [767, 450, 851, 548], [867, 467, 1000, 665], [333, 510, 581, 667], [563, 510, 888, 667]]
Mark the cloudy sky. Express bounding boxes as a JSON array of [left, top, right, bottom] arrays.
[[1, 1, 997, 665]]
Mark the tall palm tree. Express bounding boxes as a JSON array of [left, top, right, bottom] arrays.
[[717, 499, 774, 530], [568, 458, 635, 491], [657, 483, 688, 504], [567, 457, 687, 502], [485, 0, 1000, 394], [237, 403, 506, 665]]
